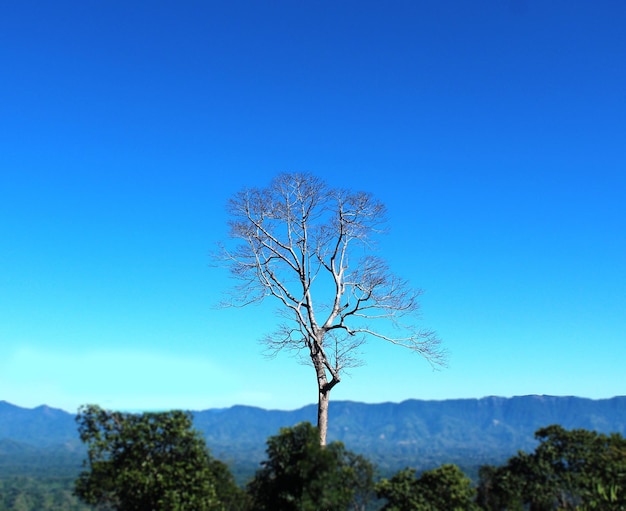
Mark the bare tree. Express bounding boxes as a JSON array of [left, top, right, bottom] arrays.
[[217, 173, 444, 445]]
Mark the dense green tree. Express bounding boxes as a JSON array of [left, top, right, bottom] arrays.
[[376, 463, 479, 511], [247, 421, 374, 511], [477, 425, 626, 511], [476, 464, 524, 511], [74, 404, 232, 511], [376, 468, 428, 510]]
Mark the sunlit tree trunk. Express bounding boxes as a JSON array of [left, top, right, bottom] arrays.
[[317, 385, 330, 446], [315, 368, 336, 446], [312, 333, 340, 446]]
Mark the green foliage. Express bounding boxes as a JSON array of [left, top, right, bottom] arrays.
[[477, 424, 626, 510], [247, 422, 375, 511], [376, 468, 426, 510], [345, 450, 378, 511], [376, 464, 479, 511], [0, 476, 90, 511], [207, 455, 253, 511], [75, 404, 232, 511]]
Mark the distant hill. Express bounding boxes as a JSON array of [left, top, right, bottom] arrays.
[[1, 396, 626, 477], [192, 395, 626, 472], [0, 401, 79, 448]]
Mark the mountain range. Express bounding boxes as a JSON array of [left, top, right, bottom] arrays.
[[2, 395, 626, 478]]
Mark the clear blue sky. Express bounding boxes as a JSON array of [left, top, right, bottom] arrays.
[[1, 1, 624, 413]]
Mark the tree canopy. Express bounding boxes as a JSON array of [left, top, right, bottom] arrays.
[[376, 464, 479, 511], [247, 421, 375, 511], [477, 424, 626, 510], [74, 405, 234, 511]]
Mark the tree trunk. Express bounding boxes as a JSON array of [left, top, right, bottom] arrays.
[[317, 385, 330, 446], [312, 334, 338, 446]]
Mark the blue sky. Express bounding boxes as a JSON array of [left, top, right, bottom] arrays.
[[1, 1, 624, 413]]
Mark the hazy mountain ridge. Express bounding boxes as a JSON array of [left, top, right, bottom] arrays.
[[0, 401, 79, 448], [2, 396, 625, 473]]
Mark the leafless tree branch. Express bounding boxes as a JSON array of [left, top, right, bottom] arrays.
[[215, 172, 445, 444]]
